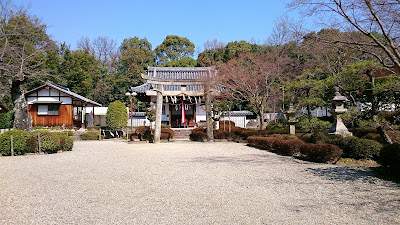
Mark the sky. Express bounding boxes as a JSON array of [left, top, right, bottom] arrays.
[[15, 0, 291, 54]]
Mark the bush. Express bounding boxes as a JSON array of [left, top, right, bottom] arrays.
[[350, 127, 377, 138], [161, 128, 174, 140], [301, 133, 312, 143], [340, 138, 382, 160], [297, 116, 331, 132], [28, 131, 60, 154], [0, 111, 14, 129], [300, 143, 342, 163], [0, 129, 30, 156], [189, 128, 207, 142], [62, 130, 74, 136], [247, 136, 277, 150], [213, 129, 231, 139], [278, 139, 304, 156], [55, 133, 74, 151], [362, 133, 384, 143], [309, 132, 329, 144], [80, 131, 100, 140], [387, 131, 400, 143], [379, 143, 400, 177], [106, 100, 128, 130], [266, 121, 285, 130]]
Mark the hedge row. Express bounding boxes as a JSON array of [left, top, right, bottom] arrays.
[[133, 126, 174, 141], [0, 130, 73, 156], [247, 136, 342, 163]]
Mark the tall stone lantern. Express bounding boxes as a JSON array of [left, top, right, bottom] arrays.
[[328, 87, 352, 136], [286, 104, 298, 135]]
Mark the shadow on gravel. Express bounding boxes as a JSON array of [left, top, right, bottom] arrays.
[[190, 154, 313, 166], [307, 166, 400, 186]]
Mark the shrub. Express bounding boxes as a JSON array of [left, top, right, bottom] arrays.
[[161, 128, 174, 140], [342, 138, 382, 160], [247, 136, 277, 150], [266, 121, 285, 130], [387, 131, 400, 143], [309, 132, 329, 144], [379, 143, 400, 177], [0, 111, 14, 129], [362, 133, 384, 143], [106, 100, 128, 130], [301, 133, 312, 143], [189, 128, 207, 142], [350, 127, 377, 138], [297, 116, 331, 132], [0, 129, 30, 156], [278, 139, 304, 156], [28, 131, 60, 154], [62, 130, 74, 136], [80, 131, 100, 140], [301, 143, 342, 163], [213, 129, 231, 139], [55, 133, 74, 151]]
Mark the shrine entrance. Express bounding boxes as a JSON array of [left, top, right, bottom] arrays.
[[170, 101, 196, 128]]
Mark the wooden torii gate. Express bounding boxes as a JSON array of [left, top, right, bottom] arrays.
[[139, 67, 216, 143]]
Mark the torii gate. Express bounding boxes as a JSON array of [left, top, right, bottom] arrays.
[[135, 67, 216, 143]]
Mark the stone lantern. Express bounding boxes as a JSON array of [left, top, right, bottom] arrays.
[[286, 104, 298, 135], [328, 87, 352, 136]]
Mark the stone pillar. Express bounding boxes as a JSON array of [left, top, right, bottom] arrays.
[[154, 85, 163, 143], [286, 104, 298, 135], [13, 93, 32, 132], [328, 87, 352, 137], [205, 85, 214, 141]]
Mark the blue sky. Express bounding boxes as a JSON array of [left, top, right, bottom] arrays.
[[16, 0, 290, 53]]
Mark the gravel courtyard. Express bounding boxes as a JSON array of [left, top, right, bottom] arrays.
[[0, 140, 399, 224]]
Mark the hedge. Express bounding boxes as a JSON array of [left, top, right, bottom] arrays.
[[80, 131, 100, 140], [379, 143, 400, 177], [56, 133, 74, 151], [328, 136, 382, 160], [189, 128, 207, 142], [0, 129, 30, 156], [28, 131, 60, 154], [247, 136, 342, 163]]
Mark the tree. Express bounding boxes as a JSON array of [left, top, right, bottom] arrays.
[[288, 0, 400, 71], [155, 35, 195, 65], [106, 100, 127, 130], [118, 36, 154, 84], [59, 49, 99, 98], [217, 52, 290, 129]]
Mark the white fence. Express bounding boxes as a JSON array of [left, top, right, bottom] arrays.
[[0, 128, 12, 134]]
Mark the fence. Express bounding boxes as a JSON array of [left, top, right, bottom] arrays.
[[0, 128, 12, 134]]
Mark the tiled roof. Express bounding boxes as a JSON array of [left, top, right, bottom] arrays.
[[25, 81, 102, 107], [146, 67, 213, 80]]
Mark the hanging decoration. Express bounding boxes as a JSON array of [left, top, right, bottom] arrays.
[[165, 96, 168, 103], [182, 94, 186, 100], [181, 101, 186, 124]]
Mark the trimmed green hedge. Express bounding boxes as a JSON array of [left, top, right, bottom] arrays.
[[0, 129, 30, 156], [28, 131, 60, 154], [106, 100, 128, 130], [80, 131, 100, 140], [56, 133, 74, 151]]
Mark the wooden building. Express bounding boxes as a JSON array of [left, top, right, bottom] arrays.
[[25, 81, 101, 128], [130, 67, 216, 142]]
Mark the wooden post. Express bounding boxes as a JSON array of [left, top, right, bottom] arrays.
[[10, 135, 14, 156], [38, 133, 41, 154], [126, 128, 129, 141], [99, 128, 101, 141], [154, 85, 163, 143], [205, 85, 214, 141]]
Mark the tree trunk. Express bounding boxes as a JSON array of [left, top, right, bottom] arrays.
[[259, 104, 265, 130], [377, 126, 393, 145]]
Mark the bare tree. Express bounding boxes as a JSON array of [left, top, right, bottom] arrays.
[[92, 36, 116, 66], [77, 36, 94, 55], [288, 0, 400, 71], [217, 52, 291, 129], [203, 38, 225, 51]]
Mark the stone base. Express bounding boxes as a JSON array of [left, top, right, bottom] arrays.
[[289, 125, 296, 135], [328, 130, 353, 137]]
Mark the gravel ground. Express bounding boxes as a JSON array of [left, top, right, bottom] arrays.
[[0, 140, 399, 224]]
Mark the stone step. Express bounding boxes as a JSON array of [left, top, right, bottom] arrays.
[[172, 128, 194, 139]]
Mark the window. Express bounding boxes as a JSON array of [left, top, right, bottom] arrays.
[[37, 104, 60, 116]]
